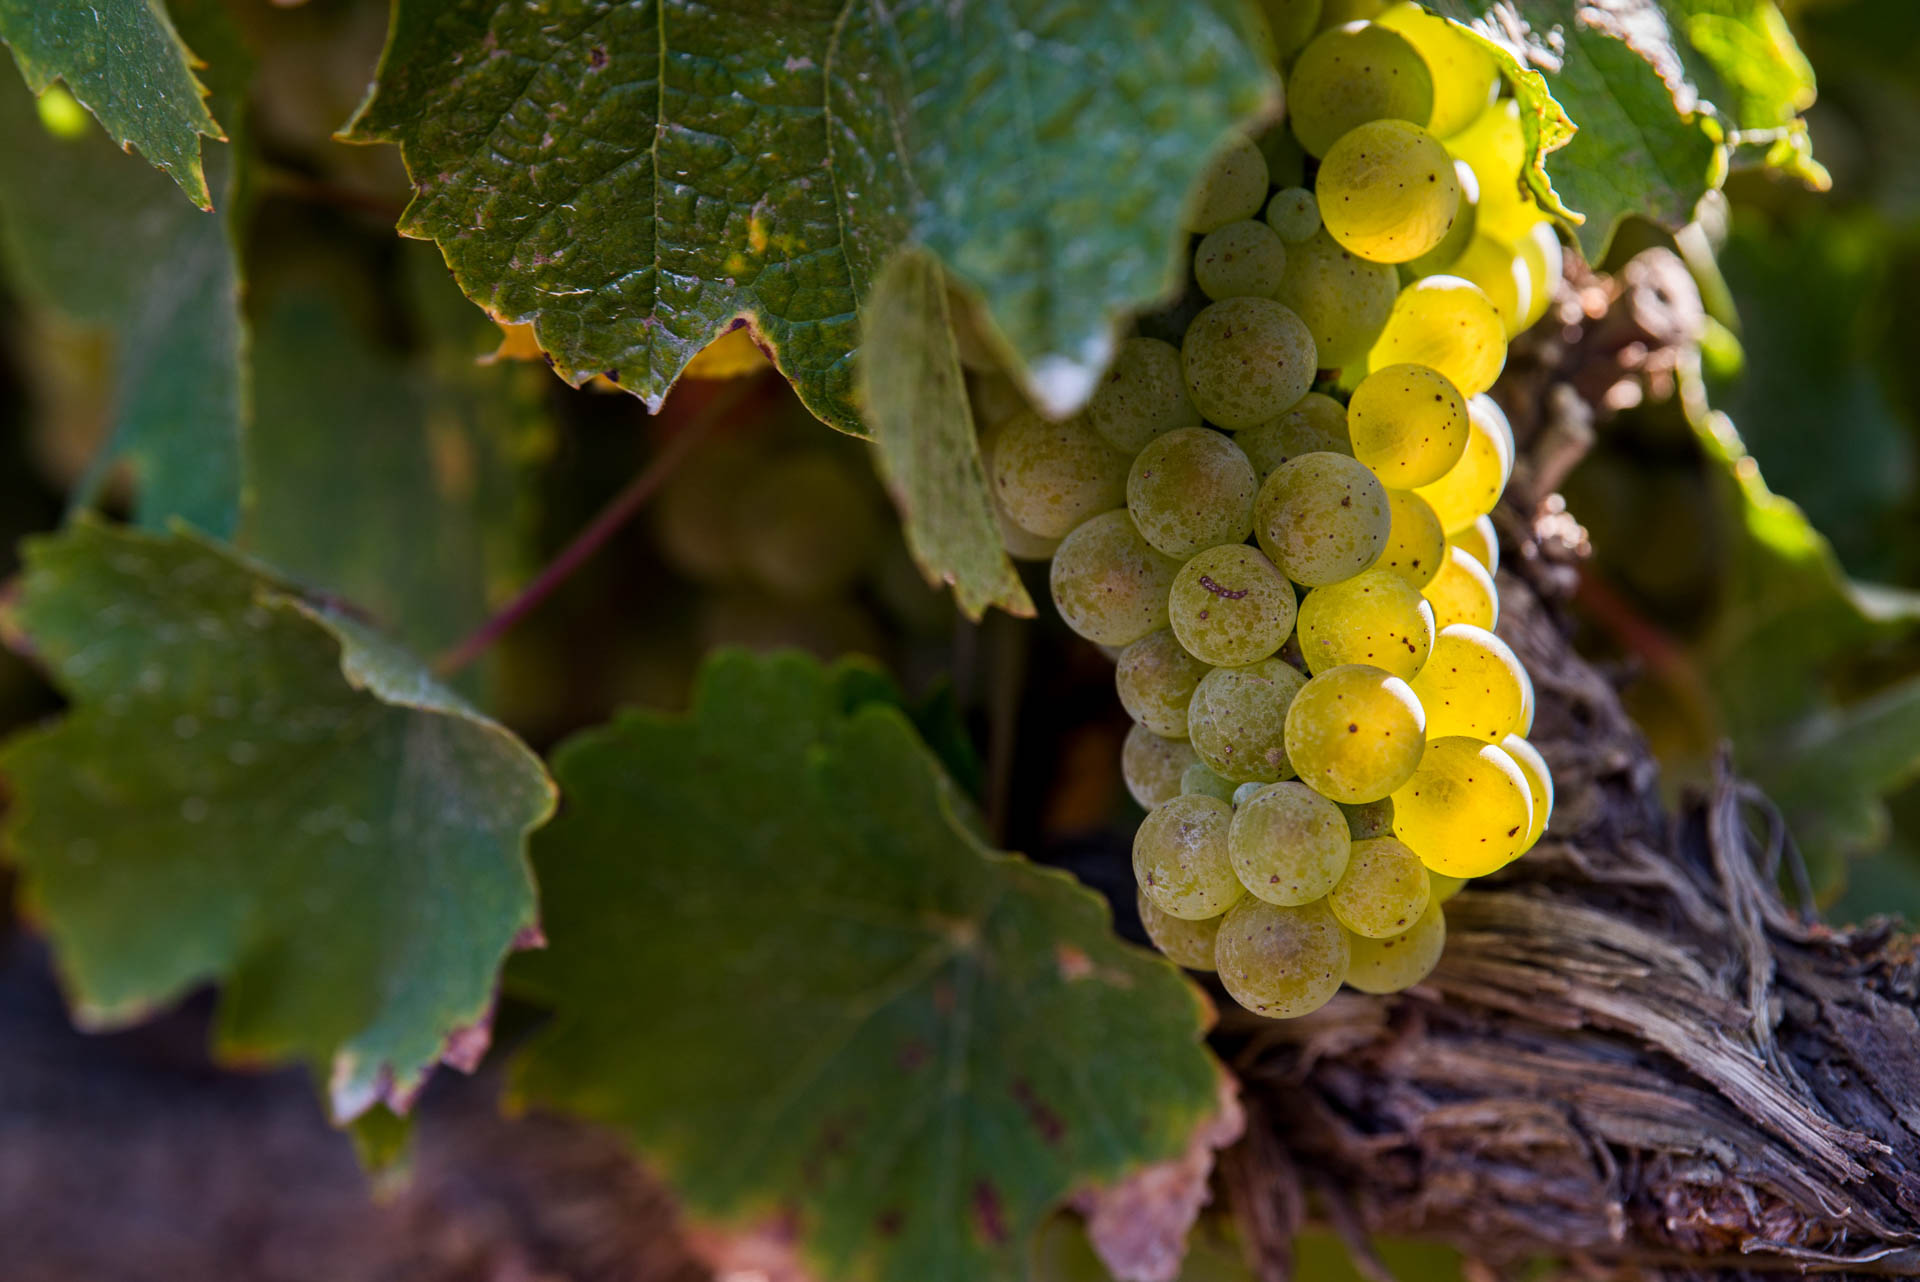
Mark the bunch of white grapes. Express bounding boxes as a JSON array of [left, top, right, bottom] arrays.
[[973, 1, 1558, 1019]]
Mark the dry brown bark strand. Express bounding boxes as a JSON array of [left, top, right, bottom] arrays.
[[1217, 253, 1920, 1281]]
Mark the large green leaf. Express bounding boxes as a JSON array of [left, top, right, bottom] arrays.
[[341, 0, 1277, 429], [0, 2, 246, 538], [0, 521, 555, 1121], [0, 0, 223, 207], [509, 650, 1222, 1282]]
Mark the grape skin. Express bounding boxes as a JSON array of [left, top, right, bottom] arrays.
[[1287, 22, 1434, 157], [1169, 544, 1298, 667], [1448, 513, 1499, 574], [1377, 2, 1499, 138], [1116, 629, 1211, 739], [1188, 658, 1309, 784], [1086, 337, 1200, 454], [1295, 569, 1435, 680], [990, 409, 1131, 538], [1122, 723, 1199, 809], [1408, 623, 1527, 743], [1134, 794, 1244, 920], [1195, 219, 1291, 301], [737, 452, 884, 600], [1378, 488, 1447, 588], [1265, 187, 1322, 244], [1049, 510, 1181, 646], [1347, 362, 1470, 488], [1284, 663, 1427, 803], [1416, 394, 1515, 532], [1330, 835, 1431, 938], [1255, 452, 1391, 587], [1182, 297, 1319, 430], [1345, 900, 1446, 993], [1181, 761, 1239, 803], [1275, 229, 1400, 369], [1229, 780, 1352, 905], [1428, 870, 1466, 903], [1214, 897, 1350, 1018], [1238, 393, 1353, 481], [1422, 542, 1499, 631], [1501, 732, 1554, 851], [1137, 889, 1222, 971], [1340, 797, 1395, 840], [1440, 233, 1531, 336], [1127, 428, 1258, 557], [1391, 735, 1533, 876], [1185, 134, 1271, 233], [1318, 119, 1462, 264], [1367, 275, 1507, 398]]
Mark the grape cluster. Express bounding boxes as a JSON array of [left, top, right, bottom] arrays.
[[975, 0, 1557, 1019]]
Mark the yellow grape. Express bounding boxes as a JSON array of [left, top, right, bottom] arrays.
[[1391, 735, 1533, 876], [1283, 663, 1427, 803], [1415, 393, 1514, 533], [1438, 234, 1531, 337], [1515, 661, 1536, 735], [1295, 569, 1435, 680], [1348, 362, 1470, 487], [1376, 3, 1499, 138], [1214, 897, 1350, 1018], [1345, 900, 1446, 992], [1447, 98, 1531, 234], [1237, 392, 1353, 481], [1134, 794, 1245, 920], [1195, 219, 1291, 301], [1367, 275, 1507, 398], [1329, 835, 1431, 938], [1427, 870, 1466, 903], [1182, 297, 1319, 430], [1501, 732, 1554, 851], [1116, 629, 1210, 739], [1379, 488, 1446, 589], [1229, 780, 1351, 905], [1169, 543, 1298, 667], [1254, 452, 1391, 586], [1448, 513, 1499, 574], [1188, 657, 1310, 783], [1288, 22, 1434, 158], [1137, 889, 1222, 971], [1256, 0, 1324, 65], [1123, 723, 1199, 809], [1514, 220, 1565, 332], [1127, 427, 1258, 557], [1318, 119, 1463, 264], [1275, 228, 1401, 369], [1403, 158, 1478, 277], [1049, 510, 1181, 646], [1086, 336, 1199, 454], [1422, 543, 1499, 631], [989, 409, 1130, 538], [1407, 623, 1528, 742], [1185, 134, 1270, 233]]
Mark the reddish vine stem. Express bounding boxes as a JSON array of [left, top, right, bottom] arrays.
[[433, 378, 754, 677]]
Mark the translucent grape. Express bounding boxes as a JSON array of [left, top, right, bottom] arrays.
[[1378, 488, 1446, 589], [1501, 732, 1554, 851], [1137, 889, 1222, 971], [1256, 0, 1323, 64], [738, 452, 884, 600], [1254, 452, 1391, 586], [990, 409, 1130, 538], [1391, 735, 1533, 876], [1318, 120, 1462, 264], [1287, 22, 1434, 158], [1514, 220, 1564, 332], [1407, 623, 1527, 742], [1265, 187, 1322, 244], [1050, 511, 1181, 646], [1284, 664, 1427, 803], [1086, 337, 1199, 454], [1376, 2, 1499, 138], [1515, 661, 1536, 736], [1214, 898, 1349, 1019], [1295, 569, 1435, 680], [1229, 780, 1351, 905], [1128, 428, 1258, 557], [1340, 797, 1395, 839], [1345, 900, 1446, 993], [1402, 158, 1478, 276], [1428, 870, 1466, 903], [1123, 723, 1199, 809], [1181, 761, 1239, 804], [1134, 794, 1244, 920], [1367, 275, 1507, 398], [1195, 220, 1290, 301], [1275, 229, 1400, 368], [1347, 362, 1470, 487], [1169, 544, 1298, 667], [1116, 629, 1211, 738], [1237, 393, 1353, 481], [1422, 544, 1499, 631], [1329, 835, 1431, 938], [1185, 134, 1270, 233], [1181, 297, 1318, 430], [1187, 658, 1309, 783], [1448, 514, 1499, 574], [1440, 234, 1530, 337], [1448, 99, 1540, 244], [1415, 394, 1515, 533]]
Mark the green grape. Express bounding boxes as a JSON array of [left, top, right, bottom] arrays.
[[1439, 234, 1530, 337], [1275, 228, 1401, 369], [1123, 723, 1199, 809], [1422, 543, 1499, 632], [1379, 488, 1446, 589], [1265, 187, 1322, 244], [1288, 22, 1434, 158], [969, 370, 1028, 430], [1214, 897, 1350, 1018], [1296, 569, 1435, 680], [1514, 220, 1564, 333], [1345, 900, 1446, 993], [1254, 452, 1391, 586], [1283, 663, 1426, 803], [989, 409, 1130, 538], [1169, 544, 1298, 667], [1086, 337, 1200, 453], [1367, 276, 1507, 398], [1117, 629, 1211, 739], [993, 501, 1063, 561], [1182, 761, 1239, 804], [738, 452, 883, 600], [1188, 658, 1309, 783], [1407, 623, 1527, 742], [1428, 870, 1466, 903], [1318, 120, 1463, 265], [1376, 2, 1500, 138], [1340, 797, 1395, 839], [1229, 780, 1351, 905], [1195, 220, 1290, 301], [1501, 732, 1553, 851], [1050, 511, 1181, 646], [1181, 298, 1318, 430], [1232, 781, 1268, 807], [1329, 835, 1431, 938], [1402, 159, 1478, 276], [1414, 394, 1514, 533], [655, 437, 754, 582], [1391, 735, 1532, 876], [1134, 794, 1244, 920], [1238, 393, 1352, 481], [1137, 889, 1222, 971], [1252, 119, 1309, 188], [1257, 0, 1323, 65], [1448, 513, 1499, 574], [1128, 428, 1258, 557], [1515, 661, 1536, 736], [1347, 363, 1470, 487], [1185, 134, 1270, 233]]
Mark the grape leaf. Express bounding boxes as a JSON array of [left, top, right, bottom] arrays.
[[508, 650, 1223, 1282], [340, 0, 1277, 428], [0, 0, 223, 208], [860, 252, 1033, 621], [0, 521, 555, 1122], [1668, 0, 1825, 183], [0, 4, 246, 538]]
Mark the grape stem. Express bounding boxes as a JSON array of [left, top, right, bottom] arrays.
[[432, 376, 758, 677]]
